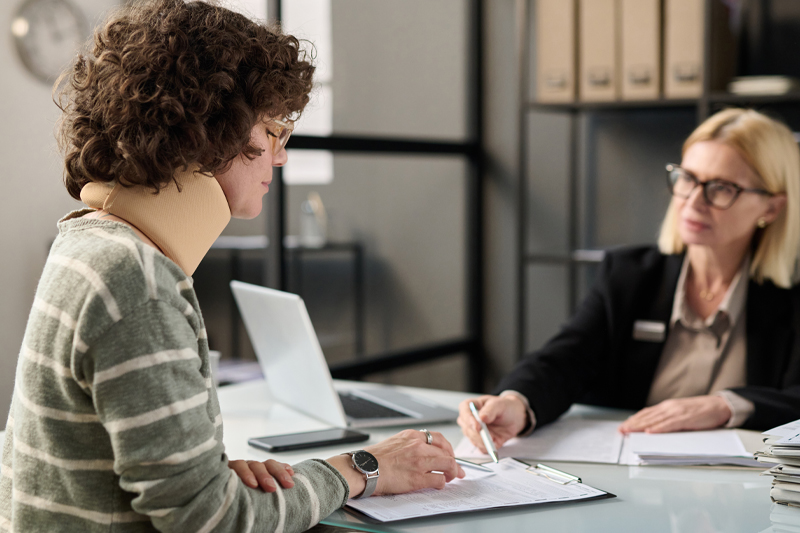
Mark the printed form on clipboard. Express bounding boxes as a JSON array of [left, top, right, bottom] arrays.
[[345, 458, 614, 522]]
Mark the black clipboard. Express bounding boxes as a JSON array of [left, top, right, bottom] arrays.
[[342, 458, 616, 524]]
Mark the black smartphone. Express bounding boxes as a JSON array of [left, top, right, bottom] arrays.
[[248, 428, 369, 452]]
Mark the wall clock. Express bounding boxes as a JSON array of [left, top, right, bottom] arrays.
[[10, 0, 89, 84]]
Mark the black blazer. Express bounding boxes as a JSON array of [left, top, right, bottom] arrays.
[[496, 246, 800, 431]]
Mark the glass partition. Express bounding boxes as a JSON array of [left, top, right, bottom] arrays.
[[285, 152, 469, 363], [282, 0, 471, 141]]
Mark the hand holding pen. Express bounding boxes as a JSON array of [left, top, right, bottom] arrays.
[[469, 401, 500, 462], [456, 395, 528, 457]]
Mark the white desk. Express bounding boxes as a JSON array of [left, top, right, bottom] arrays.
[[0, 381, 790, 532], [217, 379, 786, 533]]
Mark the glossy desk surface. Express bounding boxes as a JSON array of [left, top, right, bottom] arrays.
[[0, 380, 793, 532], [216, 380, 789, 533]]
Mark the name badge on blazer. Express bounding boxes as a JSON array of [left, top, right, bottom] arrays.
[[632, 320, 666, 342]]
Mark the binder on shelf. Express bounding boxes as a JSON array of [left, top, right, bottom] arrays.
[[579, 0, 619, 102], [663, 0, 703, 99], [620, 0, 661, 100], [664, 0, 736, 99], [535, 0, 577, 103]]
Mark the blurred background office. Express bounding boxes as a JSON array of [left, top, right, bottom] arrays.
[[3, 0, 800, 427]]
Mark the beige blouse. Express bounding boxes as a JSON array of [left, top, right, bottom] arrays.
[[646, 255, 754, 427]]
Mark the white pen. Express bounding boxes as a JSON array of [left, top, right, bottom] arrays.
[[469, 401, 499, 463], [456, 458, 494, 472]]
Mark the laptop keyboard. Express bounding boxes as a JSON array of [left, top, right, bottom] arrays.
[[338, 392, 411, 419]]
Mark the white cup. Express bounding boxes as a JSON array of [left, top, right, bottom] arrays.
[[208, 350, 221, 387]]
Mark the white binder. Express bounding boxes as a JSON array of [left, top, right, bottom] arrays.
[[535, 0, 577, 103], [579, 0, 619, 102], [621, 0, 662, 100]]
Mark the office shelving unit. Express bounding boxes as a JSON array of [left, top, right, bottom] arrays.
[[266, 0, 486, 391], [517, 0, 800, 358]]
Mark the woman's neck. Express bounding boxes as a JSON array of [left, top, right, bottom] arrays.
[[686, 242, 748, 288], [685, 241, 749, 319]]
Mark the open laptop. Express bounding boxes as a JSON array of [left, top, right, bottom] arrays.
[[230, 281, 458, 428]]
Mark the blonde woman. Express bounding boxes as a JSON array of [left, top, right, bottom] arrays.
[[460, 108, 800, 451]]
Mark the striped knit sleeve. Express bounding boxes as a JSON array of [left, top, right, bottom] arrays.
[[85, 299, 349, 532], [0, 413, 12, 530]]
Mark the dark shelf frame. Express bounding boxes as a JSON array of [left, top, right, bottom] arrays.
[[517, 0, 800, 359], [526, 93, 800, 114], [527, 98, 698, 112], [709, 92, 800, 105], [268, 0, 486, 392]]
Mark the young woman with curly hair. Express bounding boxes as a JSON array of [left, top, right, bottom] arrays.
[[0, 1, 462, 531]]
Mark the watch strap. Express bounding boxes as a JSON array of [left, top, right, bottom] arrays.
[[361, 471, 378, 498]]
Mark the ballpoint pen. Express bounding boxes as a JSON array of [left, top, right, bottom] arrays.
[[533, 463, 581, 484], [455, 458, 494, 472], [469, 401, 500, 463]]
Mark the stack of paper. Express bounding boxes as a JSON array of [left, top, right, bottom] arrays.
[[756, 420, 800, 507], [629, 430, 761, 467]]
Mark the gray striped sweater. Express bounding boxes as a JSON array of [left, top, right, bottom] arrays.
[[0, 211, 350, 532]]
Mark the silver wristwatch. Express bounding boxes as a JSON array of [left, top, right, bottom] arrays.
[[344, 450, 379, 499]]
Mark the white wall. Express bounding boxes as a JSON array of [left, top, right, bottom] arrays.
[[0, 0, 120, 426]]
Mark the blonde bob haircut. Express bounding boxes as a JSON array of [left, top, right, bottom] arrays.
[[658, 108, 800, 288]]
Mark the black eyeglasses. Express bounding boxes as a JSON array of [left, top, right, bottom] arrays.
[[666, 164, 773, 210]]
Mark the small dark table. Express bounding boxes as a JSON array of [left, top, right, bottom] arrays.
[[210, 236, 365, 361]]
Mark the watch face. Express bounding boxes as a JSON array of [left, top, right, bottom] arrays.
[[353, 451, 378, 473]]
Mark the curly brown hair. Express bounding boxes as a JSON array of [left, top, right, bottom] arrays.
[[56, 0, 315, 200]]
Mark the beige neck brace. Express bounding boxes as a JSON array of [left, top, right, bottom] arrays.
[[80, 167, 231, 276]]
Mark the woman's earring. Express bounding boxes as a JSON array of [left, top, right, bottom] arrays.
[[757, 217, 768, 228]]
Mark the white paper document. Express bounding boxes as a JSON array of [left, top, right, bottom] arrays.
[[631, 430, 748, 456], [454, 419, 624, 464], [776, 433, 800, 447], [764, 420, 800, 439], [630, 430, 760, 467], [770, 465, 800, 476], [455, 418, 758, 467], [346, 458, 610, 522]]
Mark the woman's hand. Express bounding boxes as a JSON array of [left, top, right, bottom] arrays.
[[228, 459, 295, 492], [326, 429, 465, 498], [618, 395, 732, 434], [456, 395, 527, 452]]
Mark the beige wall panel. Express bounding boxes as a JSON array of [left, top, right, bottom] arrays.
[[535, 0, 576, 103], [664, 0, 704, 98], [579, 0, 619, 101], [621, 0, 661, 100]]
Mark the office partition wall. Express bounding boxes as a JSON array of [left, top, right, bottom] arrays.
[[267, 0, 485, 391]]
